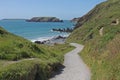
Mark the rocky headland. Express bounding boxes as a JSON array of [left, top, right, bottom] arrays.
[[71, 18, 80, 23]]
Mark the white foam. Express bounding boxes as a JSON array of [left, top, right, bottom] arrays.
[[30, 33, 71, 42], [31, 36, 53, 42], [62, 33, 71, 37]]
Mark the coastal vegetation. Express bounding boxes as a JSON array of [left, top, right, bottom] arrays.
[[26, 17, 63, 22], [67, 0, 120, 80], [0, 27, 74, 80], [0, 0, 120, 80]]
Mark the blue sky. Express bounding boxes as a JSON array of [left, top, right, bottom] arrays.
[[0, 0, 106, 19]]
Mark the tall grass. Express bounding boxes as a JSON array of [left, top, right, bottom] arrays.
[[0, 27, 74, 80], [67, 0, 120, 79]]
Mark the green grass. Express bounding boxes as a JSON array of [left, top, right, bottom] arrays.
[[0, 27, 74, 80], [67, 0, 120, 80], [80, 35, 120, 80]]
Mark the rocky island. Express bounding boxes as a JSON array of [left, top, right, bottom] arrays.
[[26, 17, 63, 22]]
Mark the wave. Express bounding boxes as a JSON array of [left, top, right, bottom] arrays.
[[30, 34, 70, 42], [31, 36, 53, 42]]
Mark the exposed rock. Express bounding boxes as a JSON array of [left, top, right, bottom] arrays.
[[71, 18, 80, 23], [111, 19, 119, 25], [55, 36, 66, 39], [99, 27, 104, 36], [73, 2, 108, 29], [34, 35, 66, 45], [34, 41, 46, 44], [52, 28, 73, 33], [26, 17, 63, 22]]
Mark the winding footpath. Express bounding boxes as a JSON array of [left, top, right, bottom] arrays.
[[49, 43, 91, 80]]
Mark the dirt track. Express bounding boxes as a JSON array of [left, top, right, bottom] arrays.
[[49, 43, 91, 80]]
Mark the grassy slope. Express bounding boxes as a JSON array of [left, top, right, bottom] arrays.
[[67, 0, 120, 80], [0, 27, 74, 80]]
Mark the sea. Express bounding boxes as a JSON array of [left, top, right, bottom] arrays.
[[0, 20, 75, 42]]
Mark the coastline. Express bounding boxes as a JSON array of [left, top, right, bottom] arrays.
[[32, 35, 69, 45], [0, 20, 74, 44]]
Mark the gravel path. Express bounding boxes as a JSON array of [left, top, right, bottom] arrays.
[[49, 43, 91, 80]]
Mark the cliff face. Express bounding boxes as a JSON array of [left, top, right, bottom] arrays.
[[67, 0, 120, 80], [26, 17, 63, 22], [68, 0, 120, 43], [74, 0, 120, 29]]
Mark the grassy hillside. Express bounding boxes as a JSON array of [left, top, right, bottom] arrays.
[[67, 0, 120, 80], [0, 27, 74, 80]]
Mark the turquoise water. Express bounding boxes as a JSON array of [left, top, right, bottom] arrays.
[[0, 20, 74, 41]]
